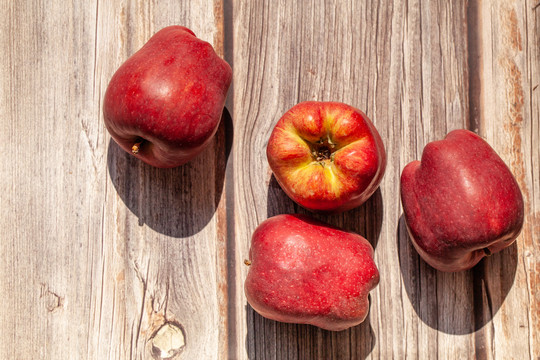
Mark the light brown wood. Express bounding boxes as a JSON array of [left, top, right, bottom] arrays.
[[474, 0, 540, 358], [0, 1, 230, 359], [0, 0, 538, 359]]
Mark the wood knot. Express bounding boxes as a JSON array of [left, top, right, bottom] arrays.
[[150, 322, 186, 359], [40, 283, 63, 312]]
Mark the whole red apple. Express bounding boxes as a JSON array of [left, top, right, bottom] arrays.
[[267, 101, 386, 212], [400, 129, 524, 272], [244, 214, 379, 331], [103, 26, 232, 168]]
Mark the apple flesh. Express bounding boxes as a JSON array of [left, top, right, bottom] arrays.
[[267, 101, 386, 212], [103, 26, 232, 168], [400, 129, 524, 272], [244, 214, 379, 331]]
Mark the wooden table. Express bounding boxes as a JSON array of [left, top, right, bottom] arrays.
[[1, 0, 538, 359]]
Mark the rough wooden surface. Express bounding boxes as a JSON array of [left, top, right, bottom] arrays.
[[0, 0, 538, 359]]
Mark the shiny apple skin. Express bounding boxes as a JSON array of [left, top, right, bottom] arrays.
[[267, 101, 386, 212], [103, 26, 232, 168], [400, 129, 524, 272], [244, 214, 379, 331]]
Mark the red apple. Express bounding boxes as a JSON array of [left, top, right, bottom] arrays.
[[267, 101, 386, 212], [244, 214, 379, 331], [103, 26, 232, 168], [400, 129, 524, 272]]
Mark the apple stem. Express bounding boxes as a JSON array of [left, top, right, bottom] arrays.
[[132, 140, 143, 154], [244, 259, 252, 266]]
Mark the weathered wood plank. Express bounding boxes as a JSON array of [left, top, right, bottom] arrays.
[[472, 0, 539, 358], [0, 0, 231, 359], [100, 1, 233, 358], [0, 1, 111, 358], [230, 0, 466, 359]]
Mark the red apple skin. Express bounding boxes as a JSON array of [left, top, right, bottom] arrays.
[[103, 26, 232, 168], [267, 101, 386, 212], [400, 129, 524, 272], [244, 214, 379, 331]]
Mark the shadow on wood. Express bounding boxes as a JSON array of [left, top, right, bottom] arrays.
[[397, 215, 518, 334], [106, 108, 233, 238], [266, 176, 383, 250], [245, 304, 375, 360]]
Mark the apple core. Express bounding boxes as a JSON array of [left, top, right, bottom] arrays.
[[310, 138, 335, 163]]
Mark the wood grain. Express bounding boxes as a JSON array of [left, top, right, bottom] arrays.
[[473, 0, 540, 358], [0, 0, 538, 359], [0, 0, 230, 359], [230, 0, 538, 359]]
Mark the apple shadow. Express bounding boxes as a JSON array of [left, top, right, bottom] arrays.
[[266, 176, 383, 250], [245, 303, 376, 360], [249, 178, 383, 358], [106, 108, 233, 238], [397, 214, 518, 334]]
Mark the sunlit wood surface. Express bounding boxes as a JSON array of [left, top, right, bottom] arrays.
[[0, 0, 538, 358]]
